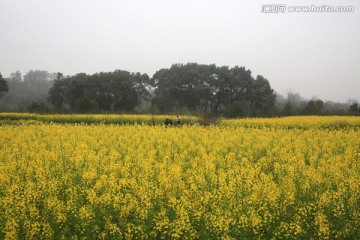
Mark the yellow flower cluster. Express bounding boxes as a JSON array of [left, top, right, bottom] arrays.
[[0, 117, 359, 239], [0, 113, 200, 125], [221, 116, 360, 129]]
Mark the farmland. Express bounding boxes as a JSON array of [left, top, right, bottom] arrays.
[[0, 115, 359, 239]]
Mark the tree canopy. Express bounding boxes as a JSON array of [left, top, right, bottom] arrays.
[[151, 63, 276, 117], [2, 64, 355, 116], [0, 70, 53, 111], [48, 70, 150, 113], [0, 73, 9, 98]]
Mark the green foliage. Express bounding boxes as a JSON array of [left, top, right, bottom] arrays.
[[303, 99, 324, 115], [151, 63, 276, 117], [26, 102, 49, 114], [7, 65, 349, 118], [0, 73, 9, 98], [349, 103, 360, 116], [0, 70, 53, 111], [48, 70, 150, 113], [224, 101, 245, 118], [48, 73, 67, 112]]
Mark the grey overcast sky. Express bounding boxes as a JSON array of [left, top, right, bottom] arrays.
[[0, 0, 359, 103]]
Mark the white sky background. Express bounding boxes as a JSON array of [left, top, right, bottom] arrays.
[[0, 0, 359, 103]]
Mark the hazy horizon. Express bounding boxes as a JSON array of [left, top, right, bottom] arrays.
[[1, 0, 359, 103]]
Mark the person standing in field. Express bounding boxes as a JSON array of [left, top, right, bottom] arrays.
[[176, 115, 181, 125], [165, 118, 172, 127]]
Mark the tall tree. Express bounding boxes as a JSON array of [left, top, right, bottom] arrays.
[[151, 68, 177, 112], [152, 63, 214, 112], [48, 73, 67, 112], [0, 73, 9, 98], [247, 75, 276, 116], [24, 70, 50, 82], [9, 71, 22, 82], [349, 103, 359, 116]]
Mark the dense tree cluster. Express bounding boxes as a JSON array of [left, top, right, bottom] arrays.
[[47, 63, 276, 116], [151, 63, 275, 117], [275, 93, 354, 116], [0, 63, 358, 116], [0, 70, 53, 112], [48, 70, 150, 113], [349, 103, 360, 116]]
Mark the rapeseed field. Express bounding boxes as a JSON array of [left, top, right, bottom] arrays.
[[0, 116, 359, 239], [0, 113, 200, 125]]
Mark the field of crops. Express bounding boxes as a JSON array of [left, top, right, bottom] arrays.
[[0, 113, 200, 125], [0, 115, 359, 239]]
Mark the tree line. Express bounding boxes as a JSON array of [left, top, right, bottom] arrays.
[[48, 71, 150, 113], [0, 70, 54, 112], [0, 63, 359, 116], [48, 63, 276, 116]]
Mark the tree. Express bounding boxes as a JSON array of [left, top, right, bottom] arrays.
[[247, 75, 276, 116], [66, 73, 88, 111], [349, 103, 359, 116], [0, 73, 9, 98], [9, 71, 22, 82], [282, 101, 294, 116], [151, 63, 219, 113], [48, 73, 68, 112], [109, 70, 138, 112], [27, 102, 49, 113], [151, 68, 179, 112], [24, 70, 50, 82], [303, 99, 324, 115], [224, 101, 245, 118], [132, 72, 151, 104], [209, 65, 231, 113]]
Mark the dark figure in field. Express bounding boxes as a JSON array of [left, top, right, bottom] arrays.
[[176, 115, 181, 125], [165, 118, 173, 127]]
